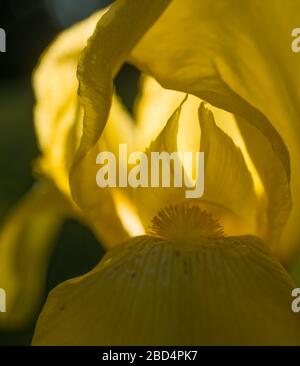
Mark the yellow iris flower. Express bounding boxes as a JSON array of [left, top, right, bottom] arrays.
[[1, 0, 300, 345]]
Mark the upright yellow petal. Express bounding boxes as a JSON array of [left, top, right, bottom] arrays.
[[134, 99, 188, 228], [135, 75, 201, 164], [134, 75, 185, 150], [199, 104, 258, 236], [135, 76, 263, 201], [130, 0, 294, 258]]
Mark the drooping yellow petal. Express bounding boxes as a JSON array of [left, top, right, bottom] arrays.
[[236, 116, 292, 253], [199, 103, 258, 236], [70, 95, 142, 246], [73, 0, 172, 164], [32, 205, 300, 345], [33, 11, 104, 195], [33, 7, 142, 247], [69, 0, 172, 245], [0, 182, 70, 329], [130, 0, 293, 258]]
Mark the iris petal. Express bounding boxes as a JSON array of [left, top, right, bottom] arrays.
[[33, 11, 104, 195], [0, 182, 69, 329], [32, 231, 300, 345], [73, 0, 172, 164], [69, 0, 172, 245], [130, 0, 293, 257], [70, 95, 137, 246], [135, 100, 188, 228], [199, 103, 257, 235], [34, 7, 140, 247]]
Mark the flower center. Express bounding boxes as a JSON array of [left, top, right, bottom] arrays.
[[148, 203, 224, 244]]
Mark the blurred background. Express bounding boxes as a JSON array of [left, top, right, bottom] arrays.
[[0, 0, 300, 346], [0, 0, 141, 345]]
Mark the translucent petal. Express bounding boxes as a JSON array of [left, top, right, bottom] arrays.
[[130, 0, 293, 257], [33, 11, 104, 195], [69, 0, 172, 245], [0, 182, 69, 329], [70, 96, 139, 246], [32, 233, 300, 345], [33, 7, 141, 246], [199, 103, 258, 235], [73, 0, 172, 164], [134, 100, 188, 229]]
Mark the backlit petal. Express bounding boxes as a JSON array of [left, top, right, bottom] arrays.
[[33, 11, 104, 195], [0, 182, 69, 329], [130, 0, 294, 258], [68, 0, 172, 245], [34, 7, 140, 247], [199, 103, 258, 235], [73, 0, 172, 164], [134, 100, 188, 229], [32, 233, 300, 345], [70, 96, 141, 246]]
